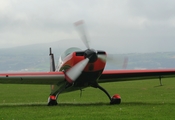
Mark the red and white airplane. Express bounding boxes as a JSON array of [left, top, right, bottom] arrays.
[[0, 20, 175, 106]]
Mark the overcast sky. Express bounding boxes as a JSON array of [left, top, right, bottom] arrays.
[[0, 0, 175, 53]]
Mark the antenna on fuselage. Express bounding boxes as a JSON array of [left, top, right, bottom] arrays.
[[49, 47, 56, 72]]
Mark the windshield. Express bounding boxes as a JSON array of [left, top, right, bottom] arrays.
[[61, 47, 82, 60]]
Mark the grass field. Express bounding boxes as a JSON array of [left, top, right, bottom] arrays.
[[0, 78, 175, 120]]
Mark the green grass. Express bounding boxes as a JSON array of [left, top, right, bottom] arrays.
[[0, 78, 175, 120]]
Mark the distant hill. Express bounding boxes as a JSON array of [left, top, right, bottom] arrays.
[[0, 39, 84, 72], [127, 52, 175, 69], [0, 40, 175, 72]]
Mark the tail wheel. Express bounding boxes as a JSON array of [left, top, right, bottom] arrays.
[[110, 94, 121, 104]]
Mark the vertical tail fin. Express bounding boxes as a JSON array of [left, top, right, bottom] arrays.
[[49, 47, 55, 72]]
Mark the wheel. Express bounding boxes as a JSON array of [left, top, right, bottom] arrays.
[[47, 95, 58, 106], [48, 99, 58, 106], [110, 94, 121, 104]]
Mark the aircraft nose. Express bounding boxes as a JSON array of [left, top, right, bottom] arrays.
[[84, 49, 98, 63]]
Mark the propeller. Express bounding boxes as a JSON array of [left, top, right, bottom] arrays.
[[63, 20, 98, 84], [74, 20, 90, 49], [65, 58, 89, 83], [106, 54, 128, 69], [65, 20, 128, 84], [97, 54, 128, 69]]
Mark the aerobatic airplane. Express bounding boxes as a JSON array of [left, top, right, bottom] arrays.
[[0, 20, 175, 106]]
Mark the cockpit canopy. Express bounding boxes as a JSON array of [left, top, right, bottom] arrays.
[[60, 47, 82, 60]]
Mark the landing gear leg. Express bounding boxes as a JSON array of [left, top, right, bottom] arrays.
[[95, 84, 121, 104], [48, 82, 72, 106]]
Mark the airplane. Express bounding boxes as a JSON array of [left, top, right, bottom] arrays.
[[0, 20, 175, 106]]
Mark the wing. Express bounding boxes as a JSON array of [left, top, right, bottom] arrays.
[[98, 69, 175, 83], [0, 72, 65, 85]]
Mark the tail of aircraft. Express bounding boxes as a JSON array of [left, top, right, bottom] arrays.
[[48, 47, 58, 105], [49, 47, 56, 72]]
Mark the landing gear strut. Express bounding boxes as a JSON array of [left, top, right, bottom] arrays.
[[95, 84, 121, 104]]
